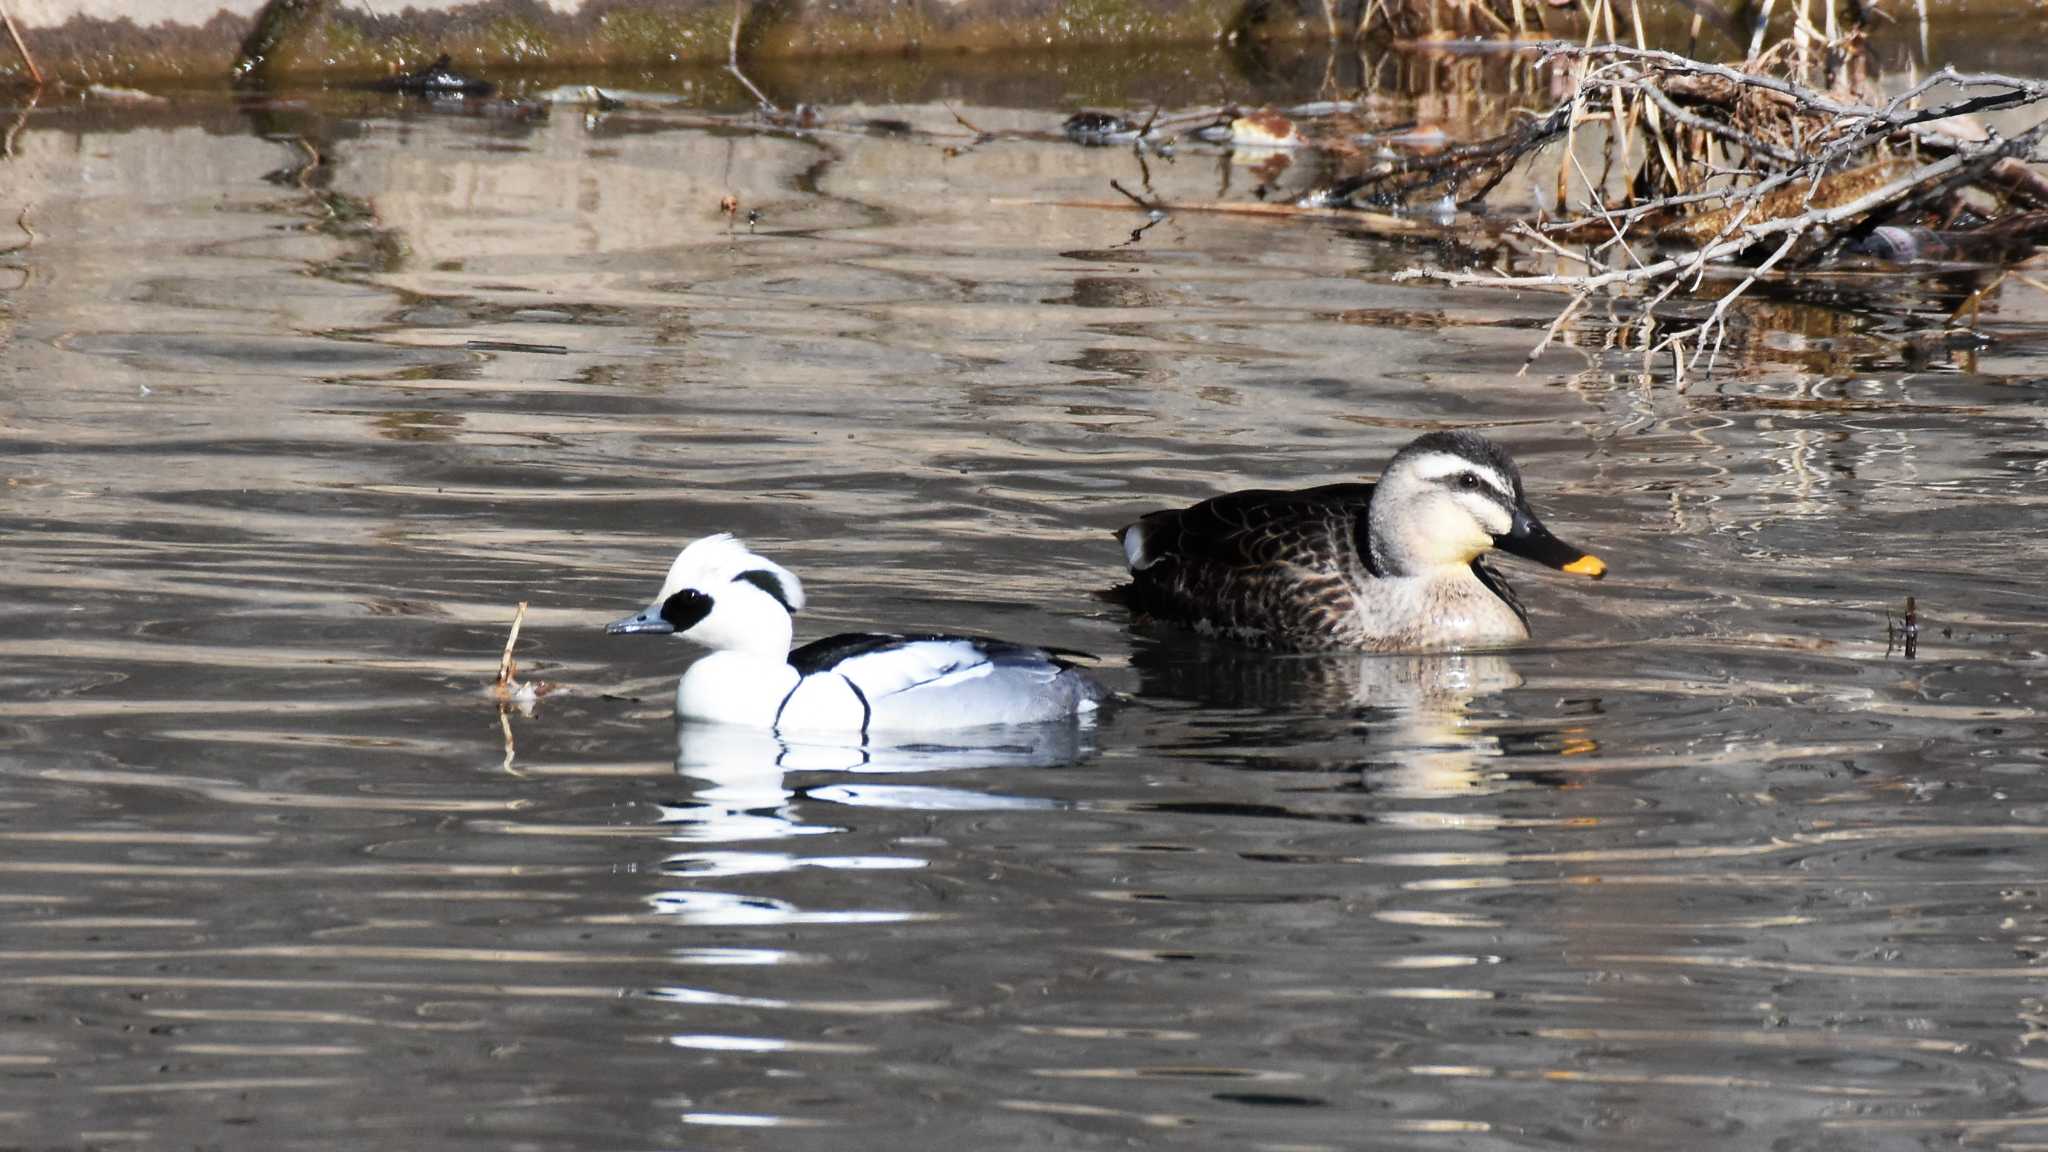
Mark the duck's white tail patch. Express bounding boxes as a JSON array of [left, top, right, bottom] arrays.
[[1119, 523, 1155, 571]]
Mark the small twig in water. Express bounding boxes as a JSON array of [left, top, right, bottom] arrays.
[[1885, 595, 1919, 659], [1117, 215, 1166, 248], [942, 102, 994, 144], [490, 602, 552, 708], [495, 601, 527, 692], [1517, 288, 1592, 375], [1109, 179, 1162, 212], [490, 601, 554, 775]]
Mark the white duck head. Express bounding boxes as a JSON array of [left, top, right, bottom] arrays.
[[606, 534, 805, 658]]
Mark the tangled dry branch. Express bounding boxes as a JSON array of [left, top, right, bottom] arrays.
[[1391, 39, 2048, 377]]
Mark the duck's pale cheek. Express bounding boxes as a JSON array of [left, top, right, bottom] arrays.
[[1412, 503, 1495, 566]]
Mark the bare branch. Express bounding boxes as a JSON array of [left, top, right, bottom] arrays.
[[1654, 228, 1802, 369], [1399, 146, 1971, 292], [1636, 79, 1802, 165]]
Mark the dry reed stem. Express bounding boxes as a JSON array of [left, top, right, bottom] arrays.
[[496, 602, 527, 691], [726, 0, 776, 113], [1, 3, 39, 87]]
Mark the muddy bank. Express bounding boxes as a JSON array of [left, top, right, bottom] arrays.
[[1, 0, 2043, 87]]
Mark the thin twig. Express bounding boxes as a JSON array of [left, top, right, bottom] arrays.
[[1564, 147, 1651, 272], [492, 601, 533, 777], [496, 601, 528, 689], [1108, 179, 1161, 211], [1655, 228, 1802, 369], [1637, 79, 1802, 164], [2011, 272, 2048, 298], [1518, 289, 1593, 375], [726, 0, 776, 113], [1511, 221, 1594, 264], [1, 3, 42, 88], [1540, 164, 1805, 235], [942, 102, 993, 143], [1948, 268, 2008, 327]]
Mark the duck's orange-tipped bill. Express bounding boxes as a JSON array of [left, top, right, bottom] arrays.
[[1496, 507, 1606, 581], [1562, 553, 1607, 579]]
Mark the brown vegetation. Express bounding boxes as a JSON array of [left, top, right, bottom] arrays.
[[1382, 36, 2048, 374]]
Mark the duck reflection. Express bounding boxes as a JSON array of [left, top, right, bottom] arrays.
[[656, 720, 1097, 843], [1127, 634, 1575, 798]]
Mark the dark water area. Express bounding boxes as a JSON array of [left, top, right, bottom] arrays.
[[4, 42, 2048, 1151]]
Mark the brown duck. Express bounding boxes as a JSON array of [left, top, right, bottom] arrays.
[[1116, 430, 1607, 652]]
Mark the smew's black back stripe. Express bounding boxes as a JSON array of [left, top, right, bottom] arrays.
[[840, 675, 872, 735], [768, 673, 872, 734]]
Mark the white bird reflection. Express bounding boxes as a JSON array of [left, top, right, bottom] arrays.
[[655, 719, 1097, 844]]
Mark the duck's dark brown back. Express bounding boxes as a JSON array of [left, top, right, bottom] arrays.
[[1116, 483, 1377, 649]]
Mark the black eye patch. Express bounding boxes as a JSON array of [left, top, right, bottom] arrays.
[[733, 569, 795, 612], [659, 588, 713, 631]]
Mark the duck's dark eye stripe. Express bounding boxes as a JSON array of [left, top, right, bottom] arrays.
[[660, 588, 713, 631], [733, 569, 795, 612], [1442, 468, 1512, 501]]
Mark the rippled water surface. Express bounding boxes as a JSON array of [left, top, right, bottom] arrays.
[[6, 54, 2048, 1151]]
